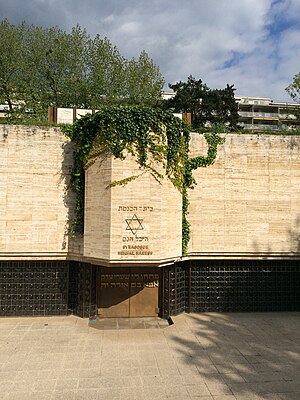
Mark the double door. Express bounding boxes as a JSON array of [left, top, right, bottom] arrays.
[[96, 267, 160, 317]]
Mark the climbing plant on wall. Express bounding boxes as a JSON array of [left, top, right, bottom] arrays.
[[63, 105, 190, 234], [63, 105, 224, 254], [182, 132, 225, 254]]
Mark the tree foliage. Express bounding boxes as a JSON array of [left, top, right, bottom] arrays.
[[63, 105, 224, 255], [286, 73, 300, 103], [286, 73, 300, 120], [63, 105, 190, 235], [0, 20, 25, 112], [124, 51, 164, 105], [0, 19, 164, 122], [167, 75, 239, 129]]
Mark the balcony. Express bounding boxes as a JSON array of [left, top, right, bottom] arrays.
[[242, 123, 280, 131], [239, 111, 279, 118]]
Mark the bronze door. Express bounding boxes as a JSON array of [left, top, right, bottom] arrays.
[[97, 267, 160, 317]]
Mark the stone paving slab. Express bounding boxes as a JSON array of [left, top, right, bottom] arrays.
[[88, 317, 170, 330], [0, 312, 299, 399]]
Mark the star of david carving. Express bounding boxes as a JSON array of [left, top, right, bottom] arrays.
[[125, 214, 144, 235]]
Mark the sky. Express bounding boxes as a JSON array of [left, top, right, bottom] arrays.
[[1, 0, 300, 102]]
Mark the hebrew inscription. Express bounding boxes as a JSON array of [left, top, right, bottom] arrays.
[[117, 205, 154, 257], [100, 273, 159, 288]]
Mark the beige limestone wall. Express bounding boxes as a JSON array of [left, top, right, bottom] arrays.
[[84, 153, 182, 265], [0, 125, 75, 260], [84, 156, 112, 261], [2, 125, 299, 263], [188, 133, 300, 258]]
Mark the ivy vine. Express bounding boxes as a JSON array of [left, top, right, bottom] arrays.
[[63, 105, 190, 235], [62, 105, 224, 255], [182, 133, 225, 255]]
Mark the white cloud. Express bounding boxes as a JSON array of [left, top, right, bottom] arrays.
[[0, 0, 299, 101]]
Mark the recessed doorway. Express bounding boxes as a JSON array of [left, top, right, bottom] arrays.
[[96, 267, 160, 317]]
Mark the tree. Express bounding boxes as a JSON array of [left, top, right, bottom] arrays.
[[22, 24, 91, 116], [286, 73, 300, 103], [286, 73, 300, 120], [167, 75, 239, 129], [124, 51, 165, 106], [86, 35, 125, 107], [0, 20, 164, 121], [0, 19, 26, 113]]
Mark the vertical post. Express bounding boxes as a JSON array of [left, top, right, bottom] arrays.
[[82, 265, 85, 318], [182, 112, 192, 126], [48, 106, 57, 124], [73, 108, 77, 123], [187, 261, 191, 313], [160, 267, 164, 318], [66, 261, 70, 315], [89, 265, 92, 318], [168, 268, 171, 317], [174, 264, 177, 314]]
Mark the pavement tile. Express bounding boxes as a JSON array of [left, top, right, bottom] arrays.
[[181, 374, 205, 385], [119, 387, 144, 400], [6, 392, 33, 400], [17, 391, 54, 400], [32, 379, 57, 392], [279, 394, 300, 400], [120, 376, 143, 387], [142, 385, 167, 398], [189, 397, 213, 400], [250, 363, 277, 373], [141, 375, 163, 386], [0, 372, 13, 381], [100, 366, 122, 376], [0, 381, 14, 392], [159, 366, 181, 377], [75, 389, 99, 400], [77, 369, 100, 379], [234, 392, 261, 399], [77, 377, 102, 389], [229, 382, 260, 396], [220, 373, 246, 383], [51, 390, 76, 400], [0, 313, 300, 400], [212, 396, 236, 400], [55, 378, 78, 390], [242, 371, 285, 383], [177, 365, 200, 375], [205, 383, 233, 396], [139, 365, 160, 375], [186, 384, 211, 397]]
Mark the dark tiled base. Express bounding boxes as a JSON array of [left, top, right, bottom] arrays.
[[0, 261, 68, 316], [2, 259, 299, 319], [68, 262, 97, 318], [163, 260, 300, 316]]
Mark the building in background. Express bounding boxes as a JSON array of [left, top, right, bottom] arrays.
[[236, 96, 300, 131], [162, 92, 300, 131], [2, 94, 300, 132]]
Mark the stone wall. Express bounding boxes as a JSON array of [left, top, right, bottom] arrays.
[[84, 153, 182, 265], [0, 125, 74, 260], [1, 126, 300, 263], [188, 133, 300, 258]]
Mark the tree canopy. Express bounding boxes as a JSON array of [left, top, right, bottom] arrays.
[[166, 75, 239, 129], [286, 73, 300, 104], [0, 19, 164, 122]]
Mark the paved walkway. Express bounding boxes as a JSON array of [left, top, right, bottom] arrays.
[[89, 316, 170, 330], [0, 312, 300, 399]]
